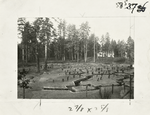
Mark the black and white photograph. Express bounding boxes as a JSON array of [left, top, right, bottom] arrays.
[[1, 0, 150, 114], [17, 17, 134, 99]]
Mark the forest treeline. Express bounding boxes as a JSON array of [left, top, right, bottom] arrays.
[[18, 17, 134, 72]]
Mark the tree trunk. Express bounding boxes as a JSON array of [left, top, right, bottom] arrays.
[[84, 45, 85, 62], [28, 45, 30, 62], [35, 44, 40, 72], [62, 21, 66, 61], [94, 37, 95, 62], [44, 41, 48, 71], [72, 47, 74, 60], [25, 45, 28, 64], [77, 43, 79, 62], [82, 47, 84, 60], [22, 44, 25, 67], [77, 50, 79, 62], [62, 45, 65, 61], [64, 48, 66, 61], [62, 53, 65, 61], [85, 40, 87, 63], [85, 49, 87, 62], [63, 45, 66, 61]]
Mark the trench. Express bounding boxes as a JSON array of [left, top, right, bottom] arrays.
[[43, 75, 95, 92], [42, 74, 132, 92]]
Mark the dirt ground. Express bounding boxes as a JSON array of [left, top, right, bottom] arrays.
[[18, 63, 134, 99]]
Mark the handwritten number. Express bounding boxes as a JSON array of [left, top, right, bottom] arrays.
[[137, 1, 148, 12], [75, 104, 83, 112], [117, 1, 148, 13], [80, 108, 84, 112], [116, 2, 123, 9], [116, 3, 119, 8], [124, 0, 128, 6], [125, 3, 130, 9], [101, 104, 109, 112], [68, 105, 109, 113], [119, 2, 123, 9], [68, 107, 72, 111], [137, 5, 145, 12], [131, 3, 138, 13], [128, 3, 131, 10]]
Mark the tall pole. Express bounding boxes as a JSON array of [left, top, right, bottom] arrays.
[[86, 85, 88, 98], [130, 75, 132, 99]]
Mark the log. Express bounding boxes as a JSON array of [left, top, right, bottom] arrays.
[[43, 87, 68, 90]]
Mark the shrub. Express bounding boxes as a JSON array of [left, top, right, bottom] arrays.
[[114, 57, 126, 63], [99, 87, 112, 99]]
